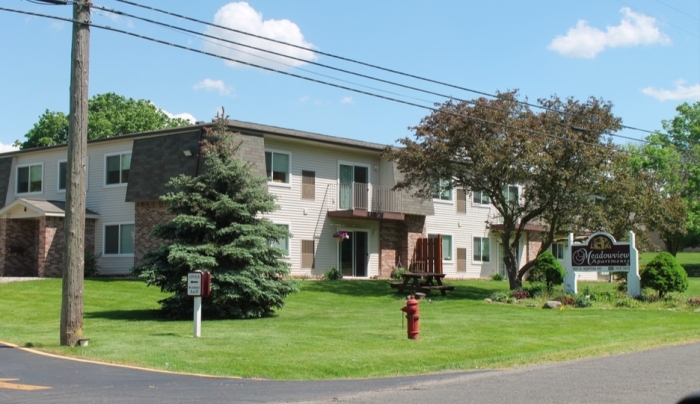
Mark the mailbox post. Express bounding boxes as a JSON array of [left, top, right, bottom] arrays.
[[187, 271, 211, 338]]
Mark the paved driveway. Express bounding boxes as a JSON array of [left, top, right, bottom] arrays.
[[1, 341, 699, 403]]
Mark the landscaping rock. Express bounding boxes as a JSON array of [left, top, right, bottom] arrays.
[[694, 308, 700, 313], [415, 292, 426, 300], [543, 301, 562, 309], [484, 298, 493, 303]]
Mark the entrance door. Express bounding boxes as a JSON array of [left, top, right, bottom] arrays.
[[339, 165, 369, 210], [339, 231, 369, 277]]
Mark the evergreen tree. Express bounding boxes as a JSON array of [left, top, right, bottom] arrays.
[[132, 110, 298, 319]]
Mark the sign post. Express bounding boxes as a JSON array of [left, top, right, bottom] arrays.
[[187, 271, 211, 338], [564, 231, 639, 297]]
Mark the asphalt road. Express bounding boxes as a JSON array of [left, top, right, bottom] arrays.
[[1, 341, 699, 404]]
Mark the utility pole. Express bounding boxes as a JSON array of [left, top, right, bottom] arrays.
[[60, 0, 90, 347]]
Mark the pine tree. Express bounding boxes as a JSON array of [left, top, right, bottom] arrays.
[[132, 110, 298, 319]]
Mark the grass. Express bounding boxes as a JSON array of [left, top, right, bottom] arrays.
[[1, 278, 699, 380], [641, 252, 700, 277]]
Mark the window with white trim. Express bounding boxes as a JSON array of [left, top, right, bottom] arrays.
[[104, 223, 135, 255], [105, 153, 131, 185], [265, 151, 290, 184], [473, 190, 490, 205], [428, 234, 452, 261], [432, 178, 452, 201], [473, 236, 491, 262], [16, 163, 43, 194], [59, 159, 88, 191], [268, 224, 290, 256], [504, 185, 519, 204], [552, 242, 565, 260]]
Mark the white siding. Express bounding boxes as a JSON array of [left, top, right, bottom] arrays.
[[262, 137, 382, 277], [7, 140, 136, 275]]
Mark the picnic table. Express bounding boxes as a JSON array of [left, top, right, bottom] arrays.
[[390, 272, 455, 296]]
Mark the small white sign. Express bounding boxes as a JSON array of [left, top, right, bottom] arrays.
[[187, 272, 202, 296]]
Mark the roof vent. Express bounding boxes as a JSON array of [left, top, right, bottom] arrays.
[[195, 121, 205, 125]]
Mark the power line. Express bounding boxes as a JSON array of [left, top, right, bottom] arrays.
[[111, 0, 656, 136], [88, 1, 617, 138], [0, 6, 676, 163]]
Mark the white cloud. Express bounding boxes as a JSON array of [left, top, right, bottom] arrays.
[[642, 80, 700, 101], [340, 96, 354, 104], [161, 109, 197, 124], [548, 7, 671, 58], [299, 96, 310, 103], [0, 143, 18, 154], [203, 2, 317, 70], [193, 79, 234, 96]]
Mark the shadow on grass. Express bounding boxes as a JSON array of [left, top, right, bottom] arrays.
[[300, 279, 503, 301], [85, 309, 167, 322], [683, 264, 700, 277]]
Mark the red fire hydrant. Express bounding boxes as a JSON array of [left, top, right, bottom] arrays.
[[400, 295, 420, 340]]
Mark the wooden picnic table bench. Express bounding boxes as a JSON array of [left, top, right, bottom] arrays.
[[390, 272, 454, 296]]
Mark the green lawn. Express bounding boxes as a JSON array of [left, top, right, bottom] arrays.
[[641, 252, 700, 277], [1, 278, 699, 380]]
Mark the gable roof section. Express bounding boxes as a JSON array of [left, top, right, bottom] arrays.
[[125, 129, 267, 203], [392, 164, 435, 216], [125, 130, 203, 202], [0, 157, 12, 209], [0, 198, 100, 219]]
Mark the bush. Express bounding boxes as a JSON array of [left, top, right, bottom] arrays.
[[616, 297, 641, 308], [84, 250, 101, 278], [687, 297, 700, 307], [323, 267, 342, 281], [590, 291, 616, 303], [525, 282, 547, 298], [510, 290, 530, 300], [574, 293, 592, 308], [490, 273, 505, 281], [641, 252, 689, 298], [391, 268, 409, 280], [553, 295, 575, 305], [490, 292, 509, 302], [528, 252, 566, 292]]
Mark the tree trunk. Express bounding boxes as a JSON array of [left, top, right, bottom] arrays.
[[60, 1, 90, 347]]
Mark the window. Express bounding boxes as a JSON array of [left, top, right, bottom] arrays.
[[473, 236, 491, 262], [58, 158, 89, 192], [432, 178, 452, 201], [58, 161, 67, 191], [105, 153, 131, 185], [473, 190, 490, 205], [428, 234, 452, 261], [504, 185, 519, 204], [552, 243, 565, 260], [265, 151, 290, 184], [104, 224, 134, 255], [268, 224, 290, 256], [16, 163, 43, 194]]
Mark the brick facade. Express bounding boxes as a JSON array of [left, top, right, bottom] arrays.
[[378, 215, 426, 279], [134, 201, 175, 265], [526, 232, 543, 263], [0, 217, 97, 277]]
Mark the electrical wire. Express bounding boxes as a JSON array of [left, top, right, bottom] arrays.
[[111, 0, 657, 136], [0, 6, 680, 163], [86, 1, 656, 144]]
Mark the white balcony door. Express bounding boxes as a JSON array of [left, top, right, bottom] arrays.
[[339, 164, 368, 210]]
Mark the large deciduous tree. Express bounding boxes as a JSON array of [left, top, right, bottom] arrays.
[[385, 91, 621, 290], [15, 93, 191, 149], [631, 102, 700, 255], [132, 111, 298, 319]]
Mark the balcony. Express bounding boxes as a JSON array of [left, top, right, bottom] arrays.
[[326, 183, 405, 220]]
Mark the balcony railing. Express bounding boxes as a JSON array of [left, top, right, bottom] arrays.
[[327, 183, 403, 213]]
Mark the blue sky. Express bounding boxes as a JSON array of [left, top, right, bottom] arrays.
[[1, 0, 698, 152]]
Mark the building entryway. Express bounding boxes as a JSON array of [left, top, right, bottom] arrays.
[[338, 231, 368, 277]]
